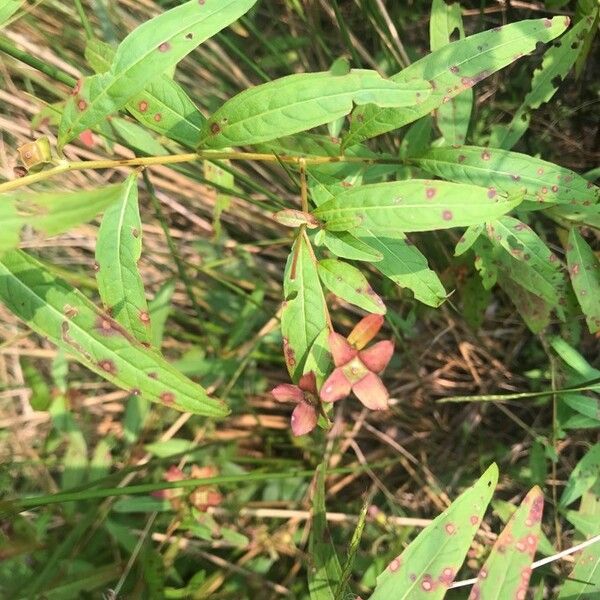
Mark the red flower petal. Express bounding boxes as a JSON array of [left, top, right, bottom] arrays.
[[352, 372, 389, 410], [359, 340, 394, 373], [320, 367, 352, 402], [348, 314, 384, 349], [291, 401, 318, 436], [298, 371, 317, 393], [272, 384, 303, 404], [329, 331, 356, 366]]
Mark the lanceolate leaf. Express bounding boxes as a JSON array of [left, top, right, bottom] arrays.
[[59, 0, 257, 147], [370, 464, 499, 600], [455, 224, 484, 256], [566, 229, 600, 334], [95, 174, 151, 344], [198, 70, 432, 148], [344, 17, 569, 147], [0, 184, 126, 254], [560, 444, 600, 507], [317, 259, 385, 314], [0, 250, 228, 418], [318, 230, 383, 262], [412, 146, 599, 206], [468, 487, 543, 600], [491, 16, 592, 149], [281, 232, 328, 381], [429, 0, 473, 145], [313, 180, 522, 234], [356, 231, 447, 307], [85, 38, 205, 148]]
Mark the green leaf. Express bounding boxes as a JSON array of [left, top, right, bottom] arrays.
[[0, 183, 126, 254], [558, 540, 600, 599], [95, 174, 151, 344], [470, 487, 544, 600], [498, 275, 553, 333], [0, 0, 21, 27], [491, 16, 593, 149], [561, 393, 600, 422], [429, 0, 473, 145], [318, 230, 383, 262], [560, 444, 600, 507], [356, 231, 447, 307], [370, 463, 499, 600], [198, 70, 432, 148], [317, 258, 385, 314], [344, 17, 569, 146], [303, 327, 332, 389], [21, 359, 52, 411], [412, 146, 600, 206], [149, 279, 176, 348], [455, 224, 484, 256], [58, 0, 256, 147], [313, 180, 522, 234], [551, 336, 600, 379], [281, 232, 328, 381], [309, 464, 345, 600], [0, 250, 229, 418], [566, 229, 600, 334]]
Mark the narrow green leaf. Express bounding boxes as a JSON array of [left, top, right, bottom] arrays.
[[0, 250, 229, 418], [149, 279, 176, 348], [0, 0, 21, 27], [430, 0, 473, 145], [560, 444, 600, 507], [96, 174, 151, 344], [561, 393, 600, 422], [59, 0, 257, 147], [355, 231, 446, 307], [344, 17, 569, 146], [21, 359, 52, 411], [558, 540, 600, 598], [370, 464, 499, 600], [551, 336, 600, 379], [0, 183, 126, 254], [491, 16, 592, 149], [412, 146, 599, 206], [566, 229, 600, 334], [317, 258, 385, 314], [469, 487, 544, 600], [318, 230, 383, 262], [304, 327, 332, 389], [281, 232, 328, 381], [198, 70, 432, 148], [313, 180, 522, 234], [455, 224, 484, 256]]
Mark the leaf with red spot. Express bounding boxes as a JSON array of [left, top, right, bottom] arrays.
[[58, 0, 257, 148], [566, 228, 600, 334], [0, 250, 228, 418], [344, 17, 569, 147], [281, 232, 328, 381], [468, 487, 543, 600], [95, 173, 151, 345], [412, 146, 599, 207], [198, 70, 431, 149], [369, 463, 498, 600], [317, 258, 386, 315], [313, 180, 522, 234]]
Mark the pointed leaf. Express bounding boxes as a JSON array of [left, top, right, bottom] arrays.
[[0, 183, 126, 254], [198, 70, 431, 148], [0, 250, 228, 418], [345, 17, 569, 146], [281, 232, 328, 380], [455, 224, 484, 256], [469, 487, 543, 600], [313, 180, 522, 234], [370, 463, 499, 600], [412, 146, 599, 206], [319, 230, 383, 262], [318, 259, 385, 314], [566, 229, 600, 334], [95, 174, 150, 344], [59, 0, 257, 147], [561, 444, 600, 508]]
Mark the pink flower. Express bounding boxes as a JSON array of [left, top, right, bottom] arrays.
[[320, 314, 393, 410], [271, 371, 319, 436]]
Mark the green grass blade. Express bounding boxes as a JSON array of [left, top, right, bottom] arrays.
[[198, 70, 431, 148], [0, 0, 21, 27], [344, 17, 569, 146], [560, 444, 600, 508], [0, 250, 229, 417], [412, 146, 599, 206], [58, 0, 257, 147], [369, 463, 499, 599], [566, 228, 600, 334], [468, 486, 544, 600], [95, 173, 151, 344], [317, 258, 385, 314]]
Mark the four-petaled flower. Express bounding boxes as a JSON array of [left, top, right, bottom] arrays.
[[320, 314, 393, 410], [272, 371, 320, 436]]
